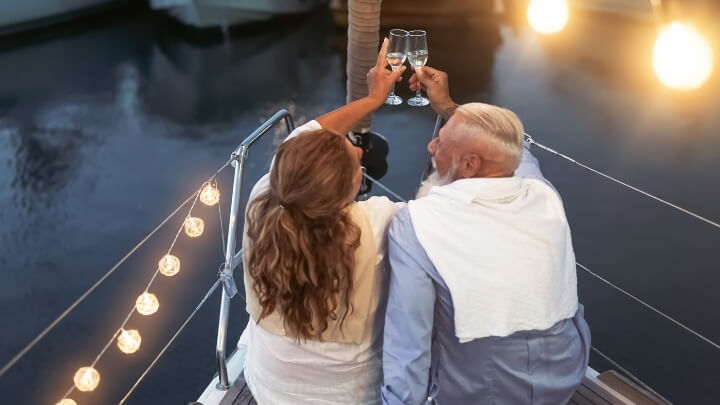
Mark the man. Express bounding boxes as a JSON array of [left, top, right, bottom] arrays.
[[381, 66, 590, 405]]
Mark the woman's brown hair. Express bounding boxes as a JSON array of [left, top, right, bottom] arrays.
[[245, 130, 361, 340]]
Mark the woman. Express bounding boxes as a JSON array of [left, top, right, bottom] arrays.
[[241, 40, 407, 404]]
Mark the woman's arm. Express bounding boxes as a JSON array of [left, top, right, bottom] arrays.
[[316, 38, 406, 135]]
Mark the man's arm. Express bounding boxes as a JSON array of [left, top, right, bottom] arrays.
[[409, 66, 457, 120], [317, 38, 406, 135], [382, 208, 436, 405]]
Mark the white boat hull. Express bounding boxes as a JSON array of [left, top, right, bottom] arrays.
[[150, 0, 327, 28], [0, 0, 123, 34]]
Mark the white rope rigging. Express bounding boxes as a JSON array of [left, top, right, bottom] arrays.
[[589, 345, 668, 402], [577, 262, 720, 351], [118, 181, 244, 403], [363, 173, 405, 202], [524, 133, 720, 230], [0, 158, 234, 379], [59, 181, 207, 400], [118, 278, 223, 405]]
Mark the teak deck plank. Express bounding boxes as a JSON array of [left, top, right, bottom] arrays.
[[218, 372, 257, 405], [208, 367, 667, 405]]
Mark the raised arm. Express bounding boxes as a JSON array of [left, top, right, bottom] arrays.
[[409, 66, 457, 120], [317, 38, 406, 135]]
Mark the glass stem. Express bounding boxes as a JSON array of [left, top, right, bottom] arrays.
[[416, 88, 422, 98], [390, 66, 397, 97]]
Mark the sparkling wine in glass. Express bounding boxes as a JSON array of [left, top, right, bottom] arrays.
[[407, 30, 430, 107], [385, 29, 408, 106]]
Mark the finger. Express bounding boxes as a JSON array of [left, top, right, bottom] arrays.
[[421, 65, 439, 75], [388, 65, 406, 82], [375, 38, 389, 68], [413, 67, 428, 85]]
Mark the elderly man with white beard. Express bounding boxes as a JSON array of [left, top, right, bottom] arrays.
[[381, 66, 591, 405]]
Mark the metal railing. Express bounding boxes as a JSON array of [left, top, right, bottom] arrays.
[[215, 109, 295, 390]]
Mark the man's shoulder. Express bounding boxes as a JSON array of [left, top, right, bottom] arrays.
[[388, 205, 419, 246], [389, 204, 411, 228]]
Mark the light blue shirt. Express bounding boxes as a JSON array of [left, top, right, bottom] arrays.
[[381, 144, 591, 405]]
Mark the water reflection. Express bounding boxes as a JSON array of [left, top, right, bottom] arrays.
[[145, 12, 339, 126]]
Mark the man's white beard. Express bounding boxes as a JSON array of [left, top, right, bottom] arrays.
[[416, 159, 456, 199]]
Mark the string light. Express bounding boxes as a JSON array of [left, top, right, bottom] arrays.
[[73, 366, 100, 392], [184, 216, 204, 238], [653, 21, 714, 91], [527, 0, 569, 35], [53, 168, 225, 402], [158, 254, 180, 277], [200, 183, 220, 206], [117, 329, 142, 354], [135, 292, 159, 316]]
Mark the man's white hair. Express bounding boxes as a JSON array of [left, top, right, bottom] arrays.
[[455, 103, 524, 168]]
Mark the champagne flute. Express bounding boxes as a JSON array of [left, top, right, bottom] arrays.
[[407, 30, 430, 107], [385, 29, 408, 106]]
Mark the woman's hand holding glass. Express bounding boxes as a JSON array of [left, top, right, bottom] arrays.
[[367, 38, 407, 105], [384, 29, 409, 105]]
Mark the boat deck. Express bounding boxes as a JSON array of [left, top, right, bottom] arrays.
[[198, 350, 671, 405], [218, 373, 256, 405]]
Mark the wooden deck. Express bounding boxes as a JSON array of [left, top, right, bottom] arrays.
[[195, 345, 670, 405], [218, 372, 257, 405], [205, 369, 670, 405], [569, 369, 671, 405]]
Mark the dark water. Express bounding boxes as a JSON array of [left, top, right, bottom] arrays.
[[1, 4, 719, 404]]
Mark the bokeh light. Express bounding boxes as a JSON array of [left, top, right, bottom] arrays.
[[184, 216, 204, 238], [117, 329, 142, 354], [73, 366, 100, 392], [527, 0, 569, 35], [199, 183, 220, 206], [135, 292, 159, 316], [653, 22, 714, 90], [158, 254, 180, 277]]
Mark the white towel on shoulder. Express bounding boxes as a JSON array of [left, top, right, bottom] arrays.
[[408, 177, 578, 343]]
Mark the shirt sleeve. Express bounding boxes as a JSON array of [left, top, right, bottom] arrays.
[[515, 141, 558, 194], [382, 208, 436, 405], [358, 196, 406, 263]]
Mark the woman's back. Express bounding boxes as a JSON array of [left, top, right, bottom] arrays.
[[241, 123, 401, 404]]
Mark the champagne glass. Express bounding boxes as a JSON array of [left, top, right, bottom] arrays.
[[407, 30, 430, 107], [385, 29, 408, 105]]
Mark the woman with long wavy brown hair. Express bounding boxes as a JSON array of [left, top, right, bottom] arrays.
[[240, 40, 406, 404]]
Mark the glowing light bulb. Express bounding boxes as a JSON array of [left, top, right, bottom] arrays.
[[527, 0, 569, 34], [158, 254, 180, 277], [200, 183, 220, 206], [653, 22, 714, 90], [56, 399, 77, 405], [135, 292, 159, 315], [73, 366, 100, 392], [184, 216, 204, 238], [117, 329, 142, 354]]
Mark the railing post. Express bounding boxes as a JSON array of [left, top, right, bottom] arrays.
[[214, 110, 295, 391], [215, 145, 247, 390]]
